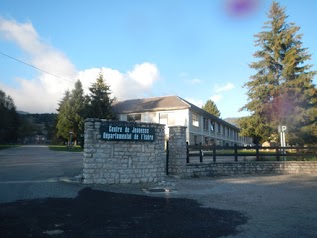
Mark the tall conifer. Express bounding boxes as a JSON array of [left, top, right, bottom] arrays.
[[87, 71, 116, 119], [240, 1, 317, 145], [202, 99, 221, 117]]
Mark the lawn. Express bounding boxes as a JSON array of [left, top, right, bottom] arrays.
[[48, 145, 83, 152], [0, 145, 20, 150]]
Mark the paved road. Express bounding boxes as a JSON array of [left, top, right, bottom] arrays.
[[0, 145, 83, 182], [0, 146, 316, 237]]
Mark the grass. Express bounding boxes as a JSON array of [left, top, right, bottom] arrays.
[[48, 145, 83, 152], [0, 145, 20, 150]]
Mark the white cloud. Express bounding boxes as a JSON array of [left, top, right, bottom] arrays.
[[78, 63, 159, 101], [127, 63, 159, 88], [0, 18, 77, 113], [205, 82, 234, 105], [210, 94, 222, 103], [0, 18, 160, 112], [214, 82, 234, 93]]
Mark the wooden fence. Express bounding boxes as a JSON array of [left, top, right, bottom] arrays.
[[186, 143, 317, 163]]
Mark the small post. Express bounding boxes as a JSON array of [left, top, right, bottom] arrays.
[[276, 147, 280, 161], [234, 144, 238, 162], [186, 141, 189, 163], [256, 144, 260, 160], [69, 131, 74, 148], [166, 141, 169, 175], [199, 142, 203, 163], [213, 144, 216, 163]]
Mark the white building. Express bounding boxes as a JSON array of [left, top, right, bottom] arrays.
[[112, 95, 252, 146]]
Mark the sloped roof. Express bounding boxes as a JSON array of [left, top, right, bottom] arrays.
[[112, 96, 190, 113], [112, 95, 239, 130]]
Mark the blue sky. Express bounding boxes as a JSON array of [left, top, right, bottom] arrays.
[[0, 0, 316, 118]]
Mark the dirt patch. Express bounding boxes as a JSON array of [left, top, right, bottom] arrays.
[[0, 187, 247, 238]]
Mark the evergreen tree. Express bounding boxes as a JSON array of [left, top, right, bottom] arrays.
[[68, 80, 85, 144], [86, 71, 116, 119], [240, 1, 317, 145], [0, 89, 19, 143], [56, 80, 87, 145], [202, 99, 221, 117], [56, 91, 72, 142]]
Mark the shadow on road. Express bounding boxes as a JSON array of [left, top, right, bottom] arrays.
[[0, 187, 247, 238]]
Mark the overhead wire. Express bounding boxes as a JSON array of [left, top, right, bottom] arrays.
[[0, 51, 74, 84]]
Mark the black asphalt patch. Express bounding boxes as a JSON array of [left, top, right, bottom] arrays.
[[0, 187, 247, 238]]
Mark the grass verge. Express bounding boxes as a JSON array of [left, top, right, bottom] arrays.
[[0, 145, 20, 150], [48, 145, 83, 152]]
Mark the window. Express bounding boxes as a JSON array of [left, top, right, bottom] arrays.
[[159, 113, 176, 125], [159, 113, 168, 125], [203, 118, 208, 130], [192, 113, 199, 127], [127, 113, 141, 122], [210, 122, 215, 132]]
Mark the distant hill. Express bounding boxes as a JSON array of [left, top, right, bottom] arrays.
[[17, 111, 29, 115], [224, 117, 240, 127]]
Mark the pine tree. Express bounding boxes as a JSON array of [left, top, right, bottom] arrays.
[[86, 71, 116, 119], [56, 91, 72, 142], [240, 1, 317, 145], [56, 80, 86, 145], [202, 99, 221, 117], [68, 80, 85, 144]]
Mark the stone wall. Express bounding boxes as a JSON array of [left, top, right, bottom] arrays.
[[168, 126, 317, 177], [83, 119, 166, 184], [184, 161, 317, 177], [167, 126, 187, 176]]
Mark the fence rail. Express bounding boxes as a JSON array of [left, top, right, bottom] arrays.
[[186, 142, 317, 163]]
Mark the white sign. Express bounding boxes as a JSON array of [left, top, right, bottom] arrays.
[[278, 125, 287, 133]]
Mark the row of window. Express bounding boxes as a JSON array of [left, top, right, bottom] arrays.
[[193, 113, 238, 139]]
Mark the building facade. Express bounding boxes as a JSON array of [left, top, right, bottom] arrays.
[[112, 95, 252, 146]]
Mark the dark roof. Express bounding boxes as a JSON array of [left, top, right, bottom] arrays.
[[112, 95, 239, 130]]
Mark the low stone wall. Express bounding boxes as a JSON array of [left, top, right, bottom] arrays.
[[182, 161, 317, 177], [167, 126, 317, 177], [83, 119, 166, 184]]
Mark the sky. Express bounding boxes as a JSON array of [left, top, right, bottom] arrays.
[[0, 0, 316, 118]]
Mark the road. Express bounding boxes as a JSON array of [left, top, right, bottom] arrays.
[[0, 146, 317, 237], [0, 145, 83, 182]]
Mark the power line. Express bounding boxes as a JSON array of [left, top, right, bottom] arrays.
[[0, 51, 74, 84]]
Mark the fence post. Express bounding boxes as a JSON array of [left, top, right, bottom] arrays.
[[213, 144, 216, 162], [199, 142, 203, 163], [234, 144, 238, 162], [166, 141, 169, 175], [186, 141, 189, 163], [256, 145, 260, 160], [276, 147, 280, 161]]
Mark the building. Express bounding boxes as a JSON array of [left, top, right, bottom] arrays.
[[112, 95, 252, 146]]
